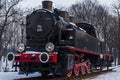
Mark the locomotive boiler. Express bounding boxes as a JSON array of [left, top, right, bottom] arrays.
[[7, 0, 113, 77]]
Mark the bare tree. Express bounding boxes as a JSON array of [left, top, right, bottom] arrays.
[[69, 0, 118, 64], [69, 0, 108, 46], [112, 0, 120, 65], [0, 0, 22, 57]]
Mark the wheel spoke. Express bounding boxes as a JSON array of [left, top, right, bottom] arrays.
[[67, 70, 73, 77], [74, 66, 80, 76], [81, 66, 86, 75], [86, 62, 91, 73]]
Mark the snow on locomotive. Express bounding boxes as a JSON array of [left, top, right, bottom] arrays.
[[7, 0, 113, 77]]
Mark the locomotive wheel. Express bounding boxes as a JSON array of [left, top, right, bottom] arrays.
[[81, 66, 86, 75], [67, 69, 73, 77], [58, 52, 75, 77], [100, 64, 103, 71], [86, 61, 91, 73], [99, 59, 103, 71], [74, 65, 80, 76], [107, 61, 110, 70]]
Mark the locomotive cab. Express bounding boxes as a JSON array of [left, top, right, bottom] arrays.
[[76, 22, 97, 38]]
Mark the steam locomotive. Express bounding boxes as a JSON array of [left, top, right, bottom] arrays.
[[7, 1, 113, 77]]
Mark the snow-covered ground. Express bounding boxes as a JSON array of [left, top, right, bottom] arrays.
[[0, 57, 120, 80], [0, 67, 119, 80], [0, 66, 119, 80], [0, 72, 41, 80], [0, 56, 14, 72], [0, 56, 41, 80], [92, 66, 120, 80]]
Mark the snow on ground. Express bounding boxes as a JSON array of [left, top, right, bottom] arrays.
[[0, 56, 41, 80], [0, 72, 41, 80], [0, 66, 119, 80], [92, 66, 120, 80], [0, 56, 120, 80], [0, 67, 119, 80], [0, 56, 14, 72]]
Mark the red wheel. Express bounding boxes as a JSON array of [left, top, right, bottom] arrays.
[[74, 66, 80, 76], [67, 69, 73, 77], [86, 62, 91, 73], [81, 66, 86, 75]]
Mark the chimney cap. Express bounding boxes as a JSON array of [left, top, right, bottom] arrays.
[[42, 0, 53, 10]]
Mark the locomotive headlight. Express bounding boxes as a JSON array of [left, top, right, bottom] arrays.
[[17, 43, 25, 53], [45, 42, 54, 52]]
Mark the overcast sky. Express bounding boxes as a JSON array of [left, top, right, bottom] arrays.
[[18, 0, 117, 9]]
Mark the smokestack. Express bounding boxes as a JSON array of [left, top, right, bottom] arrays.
[[60, 11, 69, 21], [42, 0, 53, 10]]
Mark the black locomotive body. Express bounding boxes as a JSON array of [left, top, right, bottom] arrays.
[[26, 9, 101, 54], [7, 0, 113, 77]]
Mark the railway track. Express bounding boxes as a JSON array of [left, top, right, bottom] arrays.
[[14, 67, 115, 80]]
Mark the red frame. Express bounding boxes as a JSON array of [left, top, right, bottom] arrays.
[[69, 47, 100, 56], [15, 52, 58, 63], [69, 47, 113, 60]]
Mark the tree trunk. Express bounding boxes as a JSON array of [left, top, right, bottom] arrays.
[[118, 17, 120, 65]]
